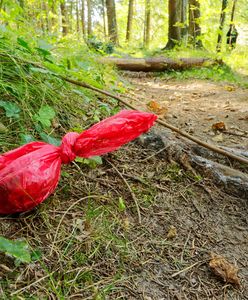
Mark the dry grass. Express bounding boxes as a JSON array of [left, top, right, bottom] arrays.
[[0, 139, 247, 299]]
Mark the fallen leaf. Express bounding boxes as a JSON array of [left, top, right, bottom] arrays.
[[146, 100, 168, 116], [224, 85, 236, 92], [167, 225, 177, 239], [209, 253, 241, 287], [212, 133, 223, 142], [212, 122, 226, 132]]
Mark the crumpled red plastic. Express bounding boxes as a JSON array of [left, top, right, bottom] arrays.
[[0, 110, 157, 214]]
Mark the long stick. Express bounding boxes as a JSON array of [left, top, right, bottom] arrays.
[[61, 76, 248, 165], [1, 53, 247, 165]]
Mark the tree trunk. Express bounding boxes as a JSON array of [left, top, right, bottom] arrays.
[[76, 0, 80, 34], [105, 0, 118, 45], [87, 0, 93, 36], [188, 0, 203, 48], [60, 1, 68, 36], [81, 0, 86, 37], [126, 0, 134, 42], [101, 57, 220, 72], [17, 0, 24, 9], [139, 130, 248, 199], [144, 0, 151, 48], [216, 0, 228, 52], [164, 0, 181, 50], [181, 0, 188, 41], [102, 0, 107, 38]]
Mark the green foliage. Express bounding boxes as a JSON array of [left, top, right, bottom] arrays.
[[34, 105, 56, 128], [0, 236, 31, 263], [75, 156, 103, 168], [0, 101, 20, 118]]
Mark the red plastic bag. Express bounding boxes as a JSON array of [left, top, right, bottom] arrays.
[[0, 110, 157, 214]]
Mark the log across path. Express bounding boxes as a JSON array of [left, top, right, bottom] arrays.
[[100, 57, 221, 72]]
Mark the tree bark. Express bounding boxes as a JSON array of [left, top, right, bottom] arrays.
[[102, 0, 107, 38], [188, 0, 203, 48], [181, 0, 188, 41], [144, 0, 151, 48], [105, 0, 118, 44], [101, 57, 219, 72], [164, 0, 181, 50], [76, 0, 80, 34], [126, 0, 134, 42], [216, 0, 228, 52], [60, 1, 68, 36], [81, 0, 86, 37], [87, 0, 92, 36]]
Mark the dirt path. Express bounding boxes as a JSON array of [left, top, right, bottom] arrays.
[[126, 75, 248, 149]]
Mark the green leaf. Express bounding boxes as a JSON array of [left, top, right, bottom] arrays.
[[0, 236, 31, 263], [20, 134, 35, 144], [118, 197, 126, 212], [17, 37, 32, 53], [30, 67, 53, 75], [0, 101, 21, 118], [39, 132, 61, 146], [75, 156, 102, 169], [34, 105, 56, 128]]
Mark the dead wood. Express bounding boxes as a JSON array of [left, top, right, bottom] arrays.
[[139, 130, 248, 199], [100, 57, 221, 72]]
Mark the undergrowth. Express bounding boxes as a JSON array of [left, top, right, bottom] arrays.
[[0, 33, 122, 150]]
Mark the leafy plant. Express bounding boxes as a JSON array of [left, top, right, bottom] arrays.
[[75, 156, 103, 168], [34, 105, 56, 128], [0, 236, 31, 263], [0, 101, 21, 118]]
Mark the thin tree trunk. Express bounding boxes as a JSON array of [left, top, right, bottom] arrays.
[[144, 0, 151, 48], [76, 0, 80, 34], [87, 0, 92, 36], [216, 0, 228, 52], [60, 1, 68, 36], [181, 0, 188, 41], [126, 0, 134, 42], [102, 0, 107, 38], [105, 0, 118, 44], [81, 0, 86, 37], [164, 0, 181, 50], [188, 0, 203, 48]]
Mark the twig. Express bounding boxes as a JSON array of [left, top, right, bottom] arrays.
[[106, 159, 142, 224], [50, 195, 107, 256], [11, 270, 57, 295], [171, 260, 205, 278]]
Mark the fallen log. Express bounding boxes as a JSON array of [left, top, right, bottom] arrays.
[[101, 57, 221, 72], [138, 130, 248, 199]]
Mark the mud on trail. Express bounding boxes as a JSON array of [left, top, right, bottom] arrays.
[[1, 76, 248, 299]]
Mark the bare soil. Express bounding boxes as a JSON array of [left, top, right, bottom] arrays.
[[126, 74, 248, 148], [0, 76, 248, 299]]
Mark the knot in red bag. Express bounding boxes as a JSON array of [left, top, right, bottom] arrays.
[[0, 110, 157, 214]]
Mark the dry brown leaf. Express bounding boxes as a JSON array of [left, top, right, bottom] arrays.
[[209, 253, 241, 287], [146, 100, 168, 116], [212, 122, 226, 132], [167, 225, 177, 239]]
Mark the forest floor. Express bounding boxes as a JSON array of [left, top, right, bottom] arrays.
[[125, 73, 248, 149], [1, 75, 248, 299]]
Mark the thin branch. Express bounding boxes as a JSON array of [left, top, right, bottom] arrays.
[[106, 159, 142, 224]]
